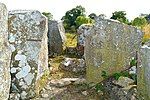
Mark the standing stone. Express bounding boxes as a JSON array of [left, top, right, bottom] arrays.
[[77, 24, 92, 57], [0, 3, 11, 100], [8, 10, 49, 99], [137, 44, 150, 100], [48, 20, 66, 56], [85, 17, 143, 83]]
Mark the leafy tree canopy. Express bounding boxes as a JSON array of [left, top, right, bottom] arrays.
[[110, 11, 129, 24], [75, 16, 94, 28], [131, 17, 147, 28], [61, 5, 86, 31], [42, 12, 53, 20]]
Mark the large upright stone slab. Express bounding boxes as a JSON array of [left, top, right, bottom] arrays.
[[0, 3, 11, 100], [8, 10, 49, 99], [85, 17, 143, 83], [48, 20, 66, 56], [77, 24, 92, 57], [137, 44, 150, 100]]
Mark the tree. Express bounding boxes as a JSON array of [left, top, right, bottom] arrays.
[[145, 14, 150, 23], [75, 16, 94, 28], [61, 5, 86, 32], [42, 12, 53, 20], [131, 17, 147, 28], [88, 13, 97, 19], [110, 11, 129, 24]]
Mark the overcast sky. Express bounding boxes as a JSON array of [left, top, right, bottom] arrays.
[[0, 0, 150, 20]]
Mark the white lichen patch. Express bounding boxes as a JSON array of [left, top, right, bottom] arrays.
[[21, 91, 27, 99], [9, 44, 16, 52], [9, 34, 16, 43], [24, 73, 34, 85], [11, 67, 17, 73], [16, 65, 31, 79]]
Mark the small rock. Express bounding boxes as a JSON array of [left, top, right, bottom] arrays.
[[129, 66, 136, 74], [45, 84, 52, 90], [113, 76, 135, 87], [82, 91, 88, 96], [59, 58, 86, 73], [9, 93, 20, 100], [41, 93, 49, 98]]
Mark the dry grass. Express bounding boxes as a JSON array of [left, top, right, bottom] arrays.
[[65, 33, 77, 47], [142, 24, 150, 39]]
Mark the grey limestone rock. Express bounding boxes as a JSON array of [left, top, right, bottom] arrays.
[[0, 3, 11, 100], [8, 10, 49, 99]]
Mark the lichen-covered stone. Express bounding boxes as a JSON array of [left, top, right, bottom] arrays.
[[48, 20, 66, 56], [77, 24, 92, 57], [0, 3, 11, 100], [85, 17, 143, 83], [8, 10, 49, 99], [137, 44, 150, 100]]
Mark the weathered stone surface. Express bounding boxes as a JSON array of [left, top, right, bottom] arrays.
[[49, 78, 86, 87], [8, 10, 49, 99], [103, 78, 138, 100], [9, 93, 20, 100], [48, 20, 66, 56], [85, 17, 143, 83], [0, 3, 11, 100], [59, 58, 86, 73], [113, 76, 134, 87], [77, 24, 92, 57], [137, 44, 150, 100]]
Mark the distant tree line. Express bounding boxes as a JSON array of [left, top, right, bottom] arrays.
[[42, 5, 150, 32]]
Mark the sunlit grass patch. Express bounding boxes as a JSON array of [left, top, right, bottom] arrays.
[[65, 33, 77, 47]]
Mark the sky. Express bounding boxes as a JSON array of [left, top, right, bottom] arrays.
[[0, 0, 150, 21]]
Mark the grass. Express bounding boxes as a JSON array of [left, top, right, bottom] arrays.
[[49, 32, 79, 79], [142, 24, 150, 42]]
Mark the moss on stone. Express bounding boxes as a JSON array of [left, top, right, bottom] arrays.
[[35, 70, 49, 96]]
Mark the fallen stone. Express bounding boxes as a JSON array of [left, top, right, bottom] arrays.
[[103, 78, 138, 100], [85, 17, 143, 83], [48, 20, 66, 56], [49, 79, 72, 87], [0, 3, 11, 100], [59, 58, 86, 73], [49, 78, 86, 87], [113, 76, 135, 87], [8, 10, 49, 99]]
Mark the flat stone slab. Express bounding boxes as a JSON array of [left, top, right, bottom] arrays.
[[8, 10, 49, 99], [85, 17, 143, 83]]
